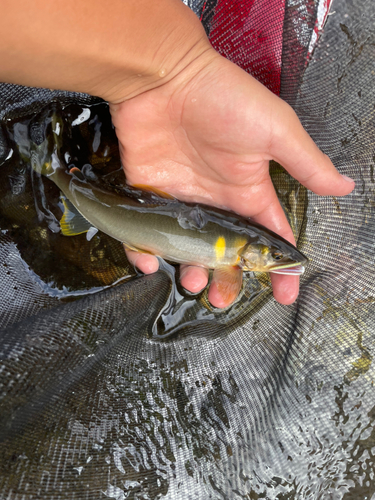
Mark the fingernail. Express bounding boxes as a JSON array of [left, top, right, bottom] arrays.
[[341, 174, 355, 183]]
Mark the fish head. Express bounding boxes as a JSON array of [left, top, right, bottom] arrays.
[[240, 238, 308, 275]]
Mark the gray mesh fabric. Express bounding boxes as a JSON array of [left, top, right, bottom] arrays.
[[1, 0, 375, 499]]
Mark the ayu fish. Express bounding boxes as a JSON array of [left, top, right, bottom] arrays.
[[32, 153, 308, 303]]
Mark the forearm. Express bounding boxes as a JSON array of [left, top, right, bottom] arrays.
[[0, 0, 212, 101]]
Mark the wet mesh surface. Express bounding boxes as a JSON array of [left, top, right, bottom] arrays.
[[1, 0, 375, 498]]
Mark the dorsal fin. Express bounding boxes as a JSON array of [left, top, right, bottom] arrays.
[[60, 196, 93, 236], [132, 184, 175, 200]]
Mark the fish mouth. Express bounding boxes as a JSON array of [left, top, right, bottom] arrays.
[[269, 262, 305, 275]]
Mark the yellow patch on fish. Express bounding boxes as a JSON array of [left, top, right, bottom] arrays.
[[235, 237, 248, 249], [215, 236, 226, 261]]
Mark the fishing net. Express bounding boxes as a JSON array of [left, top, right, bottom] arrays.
[[1, 0, 374, 498]]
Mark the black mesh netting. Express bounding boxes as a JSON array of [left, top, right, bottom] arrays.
[[1, 0, 375, 498]]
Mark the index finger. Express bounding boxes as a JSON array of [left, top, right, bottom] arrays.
[[270, 102, 355, 196]]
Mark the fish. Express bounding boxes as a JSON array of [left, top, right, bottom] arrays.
[[31, 151, 308, 304]]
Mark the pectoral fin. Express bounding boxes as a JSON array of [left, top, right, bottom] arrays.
[[122, 243, 154, 255], [212, 266, 243, 305], [60, 197, 93, 236]]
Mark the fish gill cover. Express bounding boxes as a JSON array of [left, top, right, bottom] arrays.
[[0, 0, 375, 499]]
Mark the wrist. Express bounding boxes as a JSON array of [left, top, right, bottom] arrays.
[[94, 1, 214, 103], [0, 0, 213, 103]]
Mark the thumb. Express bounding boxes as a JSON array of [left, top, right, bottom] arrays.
[[270, 102, 355, 196]]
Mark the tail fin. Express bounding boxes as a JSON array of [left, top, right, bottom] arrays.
[[30, 112, 63, 177], [30, 147, 54, 176]]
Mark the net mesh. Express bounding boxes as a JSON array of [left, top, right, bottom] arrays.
[[1, 0, 375, 498]]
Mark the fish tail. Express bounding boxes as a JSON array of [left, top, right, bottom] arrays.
[[30, 112, 63, 176], [30, 149, 54, 176]]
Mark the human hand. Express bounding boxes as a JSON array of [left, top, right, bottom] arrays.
[[110, 50, 355, 308]]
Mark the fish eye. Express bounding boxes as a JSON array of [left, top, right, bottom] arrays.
[[272, 251, 283, 260]]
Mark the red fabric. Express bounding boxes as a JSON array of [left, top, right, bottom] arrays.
[[207, 0, 285, 95]]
